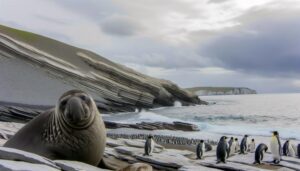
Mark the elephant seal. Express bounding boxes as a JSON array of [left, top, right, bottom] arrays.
[[4, 90, 106, 166]]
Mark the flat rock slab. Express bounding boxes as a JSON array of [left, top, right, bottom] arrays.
[[0, 147, 59, 169], [115, 146, 144, 156], [196, 160, 271, 171], [106, 138, 125, 147], [136, 153, 191, 169], [54, 160, 110, 171], [0, 159, 60, 171], [179, 165, 222, 171], [123, 139, 164, 149]]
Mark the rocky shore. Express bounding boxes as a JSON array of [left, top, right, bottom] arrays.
[[0, 121, 300, 171]]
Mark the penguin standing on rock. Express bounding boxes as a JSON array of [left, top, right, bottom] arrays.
[[240, 135, 248, 154], [196, 140, 205, 159], [227, 137, 234, 157], [254, 143, 268, 164], [270, 131, 281, 164], [249, 139, 256, 153], [216, 136, 228, 164], [229, 138, 237, 155], [234, 138, 240, 152], [283, 140, 296, 157], [144, 135, 155, 156]]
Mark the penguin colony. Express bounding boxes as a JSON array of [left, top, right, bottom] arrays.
[[117, 130, 300, 165]]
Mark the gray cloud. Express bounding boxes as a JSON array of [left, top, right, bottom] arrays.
[[208, 0, 230, 4], [199, 11, 300, 78], [100, 15, 141, 36]]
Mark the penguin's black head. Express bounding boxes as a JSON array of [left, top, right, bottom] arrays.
[[245, 135, 248, 137], [200, 140, 204, 143], [148, 135, 153, 139], [273, 131, 279, 136], [230, 137, 233, 140], [252, 139, 255, 142], [265, 146, 268, 152], [235, 138, 238, 141]]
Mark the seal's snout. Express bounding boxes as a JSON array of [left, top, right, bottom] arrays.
[[65, 97, 85, 123]]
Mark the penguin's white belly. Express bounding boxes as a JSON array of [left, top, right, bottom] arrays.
[[150, 139, 155, 154], [230, 142, 236, 154], [270, 137, 280, 160], [249, 143, 255, 153], [288, 144, 295, 157], [202, 144, 205, 155]]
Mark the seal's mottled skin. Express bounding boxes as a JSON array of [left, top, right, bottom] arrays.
[[4, 90, 106, 166]]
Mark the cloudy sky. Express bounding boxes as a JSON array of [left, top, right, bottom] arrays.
[[1, 0, 300, 93]]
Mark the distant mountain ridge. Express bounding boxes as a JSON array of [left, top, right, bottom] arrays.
[[186, 87, 257, 96], [0, 24, 204, 113]]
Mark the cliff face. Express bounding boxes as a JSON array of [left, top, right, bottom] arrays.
[[0, 25, 203, 113], [187, 87, 257, 96]]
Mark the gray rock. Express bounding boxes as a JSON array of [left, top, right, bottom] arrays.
[[179, 165, 222, 171], [0, 159, 60, 171], [0, 147, 59, 169], [54, 160, 110, 171]]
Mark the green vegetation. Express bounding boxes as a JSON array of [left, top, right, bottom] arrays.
[[0, 25, 38, 42]]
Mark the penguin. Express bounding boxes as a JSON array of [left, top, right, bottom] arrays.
[[196, 140, 205, 159], [240, 135, 248, 154], [229, 138, 237, 156], [249, 139, 256, 153], [216, 136, 228, 164], [298, 144, 300, 158], [283, 140, 296, 157], [234, 138, 240, 153], [227, 137, 234, 156], [254, 143, 268, 164], [144, 135, 155, 156], [270, 131, 281, 164]]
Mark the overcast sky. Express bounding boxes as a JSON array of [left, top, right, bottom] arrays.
[[1, 0, 300, 93]]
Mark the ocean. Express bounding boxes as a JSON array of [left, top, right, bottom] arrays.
[[103, 93, 300, 141]]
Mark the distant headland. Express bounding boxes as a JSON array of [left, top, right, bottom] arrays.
[[186, 87, 257, 96]]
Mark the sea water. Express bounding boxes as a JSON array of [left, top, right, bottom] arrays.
[[103, 93, 300, 140]]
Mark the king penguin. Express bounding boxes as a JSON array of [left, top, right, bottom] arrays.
[[144, 135, 155, 156], [196, 140, 205, 159], [283, 140, 296, 157], [240, 135, 248, 154], [249, 139, 256, 153], [216, 136, 228, 163], [270, 131, 281, 164], [254, 143, 268, 164]]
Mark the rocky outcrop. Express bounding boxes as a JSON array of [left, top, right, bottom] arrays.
[[0, 103, 200, 132], [105, 121, 200, 131], [187, 87, 257, 96], [0, 24, 204, 113]]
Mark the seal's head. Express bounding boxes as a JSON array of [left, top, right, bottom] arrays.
[[57, 90, 96, 129]]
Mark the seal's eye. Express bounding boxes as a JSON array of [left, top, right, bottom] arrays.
[[60, 99, 68, 109], [79, 95, 87, 101]]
